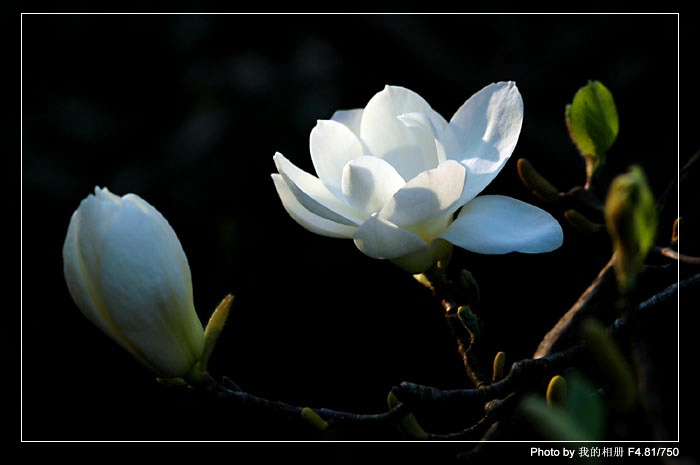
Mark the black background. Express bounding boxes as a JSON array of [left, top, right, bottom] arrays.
[[20, 11, 691, 456]]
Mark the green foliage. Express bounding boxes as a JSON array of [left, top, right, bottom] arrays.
[[580, 318, 637, 411], [604, 165, 658, 294], [566, 372, 606, 440], [200, 294, 234, 372], [565, 80, 619, 179], [520, 372, 605, 441]]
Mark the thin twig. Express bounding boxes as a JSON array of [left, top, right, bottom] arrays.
[[560, 185, 605, 214], [656, 150, 698, 215], [423, 271, 489, 388], [425, 394, 519, 440], [534, 256, 616, 358], [197, 375, 408, 428], [655, 246, 700, 265], [395, 273, 698, 410], [394, 345, 579, 409]]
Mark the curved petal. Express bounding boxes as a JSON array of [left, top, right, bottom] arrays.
[[99, 201, 203, 377], [440, 195, 563, 254], [274, 152, 363, 226], [63, 189, 126, 343], [449, 81, 524, 203], [397, 112, 442, 169], [331, 109, 364, 137], [398, 111, 460, 167], [309, 119, 366, 198], [379, 160, 466, 228], [341, 156, 406, 216], [63, 203, 122, 346], [353, 213, 428, 259], [272, 174, 356, 239], [360, 85, 444, 181]]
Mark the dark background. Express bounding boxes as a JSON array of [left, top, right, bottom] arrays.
[[21, 12, 690, 452]]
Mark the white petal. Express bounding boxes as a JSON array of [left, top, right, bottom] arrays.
[[341, 156, 405, 216], [98, 201, 204, 377], [63, 191, 126, 341], [331, 109, 363, 136], [353, 213, 428, 259], [449, 82, 524, 203], [440, 195, 563, 254], [360, 85, 441, 181], [309, 119, 366, 198], [380, 160, 466, 228], [272, 174, 356, 239], [274, 152, 363, 226], [396, 112, 441, 169]]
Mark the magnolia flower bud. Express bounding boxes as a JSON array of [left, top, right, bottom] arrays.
[[63, 187, 205, 378]]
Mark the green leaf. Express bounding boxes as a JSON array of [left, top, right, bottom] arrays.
[[200, 294, 234, 372], [519, 396, 588, 442], [566, 81, 619, 178], [519, 372, 605, 442], [580, 318, 637, 411], [566, 372, 606, 441], [604, 165, 658, 294]]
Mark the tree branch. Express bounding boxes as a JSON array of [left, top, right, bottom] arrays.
[[534, 256, 616, 358], [655, 246, 700, 265], [394, 273, 698, 412], [192, 374, 408, 430], [420, 268, 489, 388]]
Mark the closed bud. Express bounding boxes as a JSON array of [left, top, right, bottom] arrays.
[[546, 375, 568, 408], [564, 209, 602, 234], [492, 351, 506, 383], [517, 158, 560, 203], [301, 407, 329, 431], [63, 187, 205, 378], [671, 217, 680, 245], [459, 269, 481, 306], [387, 391, 428, 439], [604, 166, 657, 294]]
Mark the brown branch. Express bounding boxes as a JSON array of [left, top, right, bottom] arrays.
[[560, 185, 605, 214], [193, 374, 408, 430], [425, 394, 519, 440], [534, 256, 616, 358], [419, 270, 490, 388], [656, 149, 699, 215], [655, 246, 700, 265], [394, 344, 579, 410], [394, 273, 698, 411]]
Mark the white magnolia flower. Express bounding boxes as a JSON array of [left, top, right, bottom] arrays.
[[63, 187, 205, 378], [272, 82, 563, 273]]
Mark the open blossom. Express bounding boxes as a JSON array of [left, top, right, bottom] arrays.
[[63, 187, 205, 378], [272, 82, 563, 273]]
